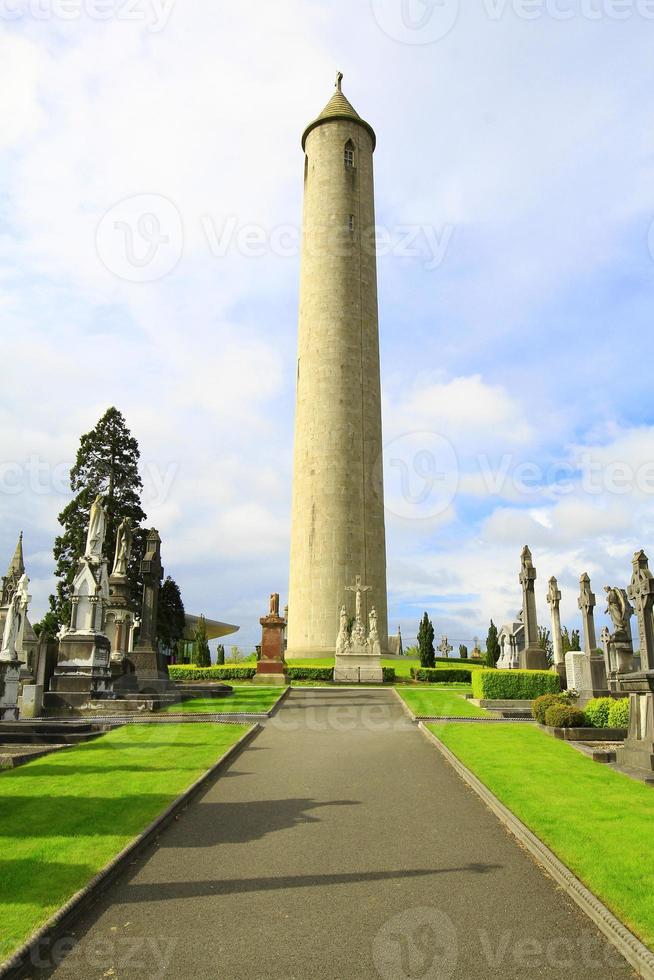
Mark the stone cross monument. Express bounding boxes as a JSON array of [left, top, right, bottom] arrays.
[[438, 636, 453, 659], [131, 528, 167, 686], [574, 573, 608, 701], [618, 551, 654, 776], [287, 74, 388, 658], [546, 576, 565, 682], [518, 546, 547, 669]]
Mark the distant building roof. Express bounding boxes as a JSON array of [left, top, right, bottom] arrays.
[[184, 614, 239, 642]]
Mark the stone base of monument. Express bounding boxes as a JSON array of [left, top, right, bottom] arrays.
[[519, 646, 549, 671], [18, 683, 43, 719], [552, 662, 567, 688], [616, 688, 654, 777], [334, 654, 383, 684], [49, 633, 113, 701], [253, 661, 288, 685], [0, 659, 23, 720], [130, 646, 175, 693]]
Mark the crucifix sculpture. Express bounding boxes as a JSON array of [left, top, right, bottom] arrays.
[[345, 574, 371, 625]]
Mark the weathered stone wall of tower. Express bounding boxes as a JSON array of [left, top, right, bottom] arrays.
[[287, 116, 388, 657]]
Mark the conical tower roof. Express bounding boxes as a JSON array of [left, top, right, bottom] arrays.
[[302, 73, 376, 151], [6, 532, 24, 579]]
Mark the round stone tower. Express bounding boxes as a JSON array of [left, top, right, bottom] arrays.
[[286, 74, 388, 658]]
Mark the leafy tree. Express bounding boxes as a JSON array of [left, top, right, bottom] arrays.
[[216, 644, 225, 666], [538, 626, 554, 666], [50, 408, 146, 628], [485, 620, 500, 668], [32, 610, 61, 639], [417, 612, 435, 669], [157, 577, 186, 659], [193, 615, 211, 667], [458, 643, 468, 660], [562, 627, 581, 654]]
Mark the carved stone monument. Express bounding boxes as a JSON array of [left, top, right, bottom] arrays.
[[438, 636, 453, 659], [603, 585, 634, 691], [254, 593, 289, 686], [546, 576, 566, 685], [618, 550, 654, 776], [49, 498, 113, 707], [131, 528, 168, 688], [575, 573, 609, 702], [105, 518, 137, 682], [334, 575, 383, 683], [518, 547, 548, 669], [0, 572, 31, 720]]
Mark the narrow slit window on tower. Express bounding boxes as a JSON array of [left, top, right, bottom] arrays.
[[348, 214, 355, 232], [344, 140, 355, 169]]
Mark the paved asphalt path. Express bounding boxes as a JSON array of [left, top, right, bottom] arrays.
[[39, 689, 634, 980]]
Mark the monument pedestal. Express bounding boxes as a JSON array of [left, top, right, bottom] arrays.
[[334, 652, 383, 684], [255, 597, 288, 686], [519, 646, 549, 671], [0, 659, 23, 720], [616, 673, 654, 777], [48, 633, 113, 708]]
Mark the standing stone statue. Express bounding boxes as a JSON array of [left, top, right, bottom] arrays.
[[336, 605, 350, 657], [255, 593, 288, 686], [85, 495, 107, 561], [603, 585, 634, 679], [1, 573, 30, 661], [519, 546, 547, 669], [546, 577, 565, 681], [111, 517, 133, 578]]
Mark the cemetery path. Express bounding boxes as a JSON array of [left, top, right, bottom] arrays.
[[42, 689, 634, 980]]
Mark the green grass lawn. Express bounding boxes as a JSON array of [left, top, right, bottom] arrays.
[[0, 722, 250, 960], [398, 687, 491, 717], [163, 686, 284, 714], [431, 723, 654, 949]]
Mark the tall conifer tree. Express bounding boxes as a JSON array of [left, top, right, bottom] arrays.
[[417, 612, 435, 669], [50, 407, 146, 627]]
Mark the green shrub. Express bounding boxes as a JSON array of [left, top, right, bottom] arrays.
[[169, 665, 256, 681], [472, 669, 560, 701], [584, 697, 614, 729], [545, 704, 586, 728], [286, 667, 334, 682], [412, 667, 472, 684], [608, 698, 630, 729], [382, 667, 396, 683], [532, 693, 564, 724]]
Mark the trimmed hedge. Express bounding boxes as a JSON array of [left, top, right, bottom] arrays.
[[382, 667, 396, 683], [169, 665, 256, 681], [608, 698, 630, 729], [287, 667, 333, 681], [411, 667, 472, 684], [545, 704, 586, 728], [584, 697, 614, 729], [472, 669, 560, 701], [532, 693, 564, 724]]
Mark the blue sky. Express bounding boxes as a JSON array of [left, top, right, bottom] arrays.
[[1, 1, 654, 652]]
